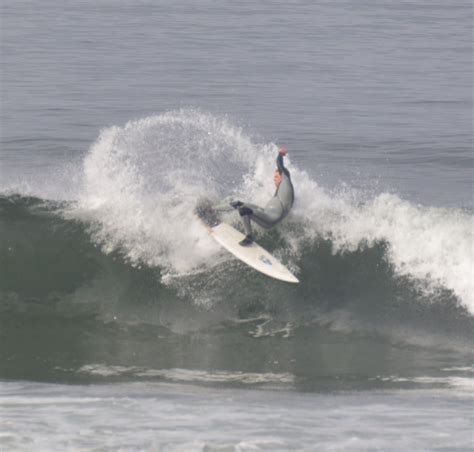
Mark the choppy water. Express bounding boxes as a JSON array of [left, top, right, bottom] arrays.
[[1, 0, 473, 450]]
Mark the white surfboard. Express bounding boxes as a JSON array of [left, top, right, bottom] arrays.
[[208, 222, 299, 283]]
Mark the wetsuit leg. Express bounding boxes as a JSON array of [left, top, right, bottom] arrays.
[[241, 212, 253, 236], [238, 203, 281, 236]]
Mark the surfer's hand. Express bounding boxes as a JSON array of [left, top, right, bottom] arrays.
[[230, 201, 243, 209], [278, 147, 288, 156]]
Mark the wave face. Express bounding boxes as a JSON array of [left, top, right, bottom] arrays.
[[1, 110, 473, 387]]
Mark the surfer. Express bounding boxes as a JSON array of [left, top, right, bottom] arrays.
[[231, 147, 294, 246]]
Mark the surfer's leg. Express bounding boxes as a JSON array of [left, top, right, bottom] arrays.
[[248, 207, 281, 230], [241, 211, 253, 236], [237, 203, 262, 246], [248, 214, 274, 229]]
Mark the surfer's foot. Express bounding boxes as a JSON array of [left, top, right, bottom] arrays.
[[239, 235, 254, 246]]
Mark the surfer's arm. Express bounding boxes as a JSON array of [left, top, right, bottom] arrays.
[[275, 147, 294, 209], [276, 148, 290, 178]]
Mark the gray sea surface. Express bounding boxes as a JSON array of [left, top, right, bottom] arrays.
[[1, 0, 472, 206]]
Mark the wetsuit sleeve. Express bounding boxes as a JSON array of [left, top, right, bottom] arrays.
[[276, 153, 290, 178], [274, 152, 295, 209]]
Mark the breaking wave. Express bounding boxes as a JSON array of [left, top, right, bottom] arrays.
[[1, 110, 473, 357], [63, 109, 474, 311]]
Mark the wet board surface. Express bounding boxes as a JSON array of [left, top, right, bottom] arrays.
[[209, 222, 299, 284]]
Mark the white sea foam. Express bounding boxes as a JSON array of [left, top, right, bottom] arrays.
[[73, 109, 270, 275], [72, 109, 474, 312], [372, 375, 474, 392], [442, 366, 474, 373], [78, 364, 295, 386]]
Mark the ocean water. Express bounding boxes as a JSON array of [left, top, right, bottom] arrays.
[[1, 0, 473, 450]]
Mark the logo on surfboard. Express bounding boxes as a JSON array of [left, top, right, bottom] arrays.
[[259, 255, 273, 266]]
